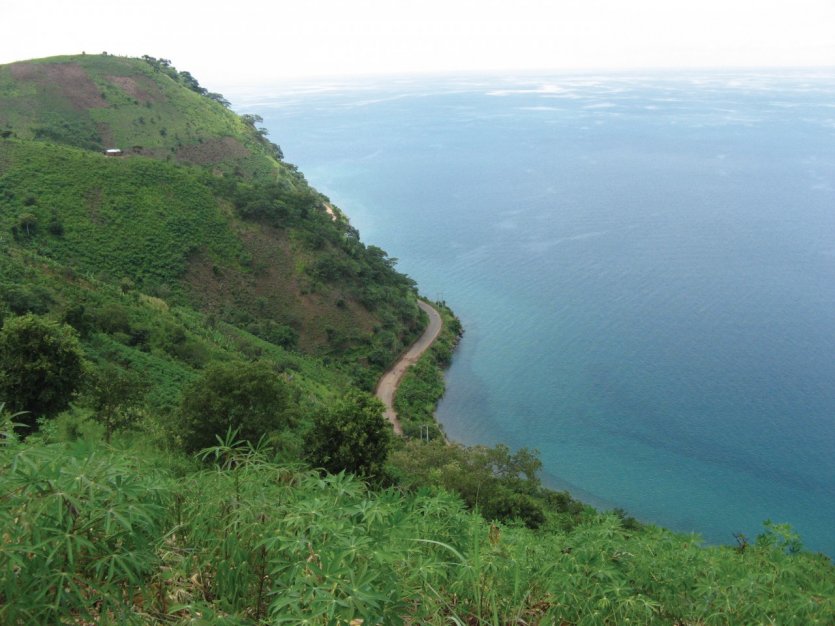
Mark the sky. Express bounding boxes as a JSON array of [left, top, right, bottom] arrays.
[[3, 0, 835, 91]]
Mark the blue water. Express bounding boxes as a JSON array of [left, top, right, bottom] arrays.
[[236, 71, 835, 555]]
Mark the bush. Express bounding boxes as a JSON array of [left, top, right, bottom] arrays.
[[246, 319, 298, 349], [0, 314, 86, 432], [0, 441, 171, 623], [304, 390, 391, 480], [61, 303, 92, 337], [177, 360, 292, 453], [0, 284, 53, 316], [389, 440, 548, 528], [92, 302, 132, 334]]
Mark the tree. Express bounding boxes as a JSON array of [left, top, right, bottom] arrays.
[[86, 364, 147, 443], [17, 213, 37, 237], [206, 92, 231, 108], [1, 284, 53, 316], [304, 390, 391, 480], [178, 360, 291, 453], [0, 314, 85, 432], [388, 440, 548, 528], [240, 113, 264, 128]]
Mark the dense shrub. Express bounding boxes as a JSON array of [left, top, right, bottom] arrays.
[[0, 283, 53, 315], [92, 302, 132, 335], [177, 360, 292, 452], [390, 440, 550, 529], [304, 390, 391, 480], [2, 435, 832, 625], [0, 314, 86, 431], [245, 319, 298, 349]]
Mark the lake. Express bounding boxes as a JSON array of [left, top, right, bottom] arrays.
[[235, 70, 835, 555]]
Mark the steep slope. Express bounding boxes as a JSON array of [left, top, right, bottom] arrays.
[[0, 55, 424, 377]]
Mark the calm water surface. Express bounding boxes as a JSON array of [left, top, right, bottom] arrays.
[[236, 71, 835, 555]]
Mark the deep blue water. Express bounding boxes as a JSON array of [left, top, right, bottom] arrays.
[[235, 71, 835, 555]]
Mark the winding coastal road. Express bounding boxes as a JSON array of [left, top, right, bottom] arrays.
[[375, 300, 443, 435]]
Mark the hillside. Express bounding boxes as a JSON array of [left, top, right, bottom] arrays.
[[0, 54, 424, 381]]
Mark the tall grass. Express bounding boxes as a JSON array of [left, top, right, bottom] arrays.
[[0, 424, 172, 623], [1, 426, 832, 624]]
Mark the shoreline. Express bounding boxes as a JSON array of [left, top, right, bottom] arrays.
[[375, 300, 443, 435]]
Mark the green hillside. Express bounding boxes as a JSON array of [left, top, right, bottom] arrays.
[[0, 54, 833, 625], [0, 54, 425, 371], [0, 138, 422, 361]]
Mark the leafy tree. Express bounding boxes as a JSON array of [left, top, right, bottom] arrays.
[[240, 113, 264, 128], [206, 92, 231, 108], [86, 364, 147, 443], [0, 314, 85, 432], [177, 70, 206, 95], [245, 320, 298, 349], [389, 440, 549, 528], [482, 444, 543, 492], [178, 360, 291, 453], [92, 302, 132, 334], [304, 390, 391, 480], [478, 488, 546, 529], [269, 141, 284, 160], [46, 214, 64, 236], [119, 277, 135, 294], [1, 284, 53, 316], [61, 303, 92, 337], [17, 213, 37, 237]]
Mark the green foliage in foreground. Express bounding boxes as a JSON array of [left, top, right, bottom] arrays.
[[1, 427, 833, 626]]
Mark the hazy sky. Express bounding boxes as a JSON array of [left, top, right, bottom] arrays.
[[3, 0, 835, 90]]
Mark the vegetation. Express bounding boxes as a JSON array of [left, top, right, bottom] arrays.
[[178, 360, 292, 453], [0, 313, 85, 431], [0, 53, 833, 624], [85, 363, 147, 443], [395, 302, 462, 440], [1, 426, 832, 625], [0, 138, 422, 360], [304, 390, 391, 480], [390, 440, 555, 530]]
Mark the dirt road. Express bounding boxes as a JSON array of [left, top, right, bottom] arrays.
[[375, 300, 443, 435]]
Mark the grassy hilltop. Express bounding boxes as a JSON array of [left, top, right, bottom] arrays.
[[0, 54, 282, 178], [0, 54, 833, 625]]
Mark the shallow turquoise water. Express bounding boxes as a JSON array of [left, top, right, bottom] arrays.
[[240, 71, 835, 555]]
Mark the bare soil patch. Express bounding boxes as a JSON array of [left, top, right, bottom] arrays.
[[11, 62, 107, 110], [176, 136, 251, 166], [106, 75, 161, 104]]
